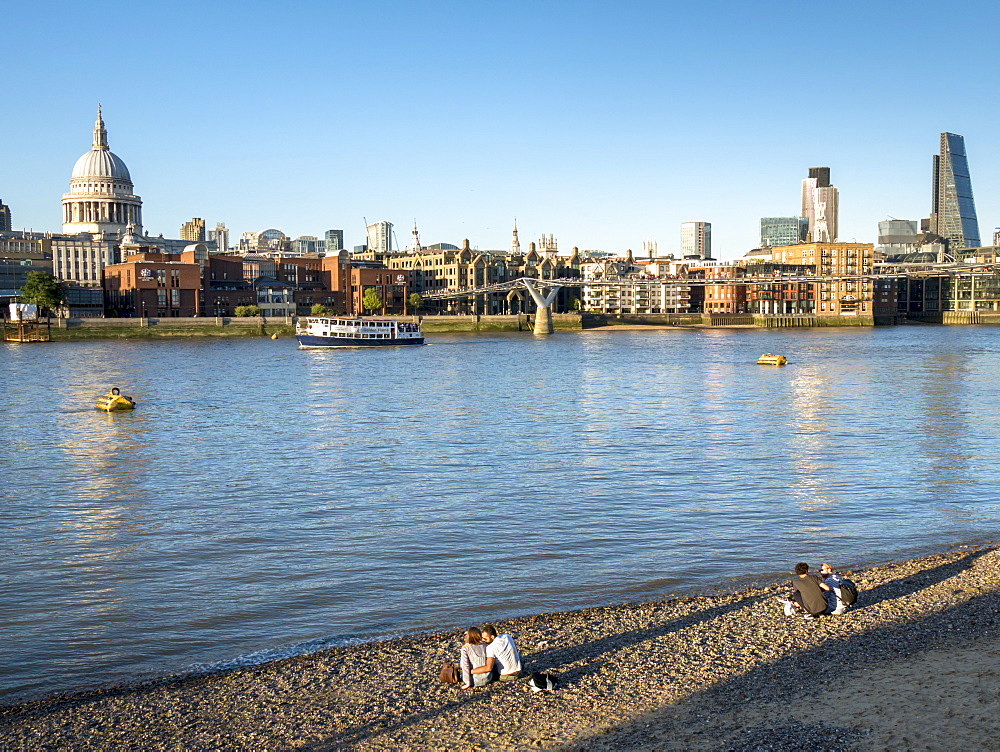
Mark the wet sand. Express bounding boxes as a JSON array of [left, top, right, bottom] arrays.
[[2, 543, 998, 750]]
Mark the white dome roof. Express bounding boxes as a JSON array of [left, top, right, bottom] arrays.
[[72, 149, 132, 181], [71, 106, 133, 182]]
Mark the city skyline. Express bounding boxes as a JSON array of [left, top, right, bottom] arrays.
[[2, 1, 999, 257]]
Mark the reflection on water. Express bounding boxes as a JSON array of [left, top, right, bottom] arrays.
[[787, 363, 837, 512], [918, 353, 971, 495], [2, 327, 1000, 701], [57, 411, 151, 501]]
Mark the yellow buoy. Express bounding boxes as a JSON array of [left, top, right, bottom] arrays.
[[757, 353, 787, 366], [96, 387, 136, 411]]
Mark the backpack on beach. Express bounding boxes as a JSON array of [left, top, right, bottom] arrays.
[[838, 578, 859, 606], [439, 662, 459, 684]]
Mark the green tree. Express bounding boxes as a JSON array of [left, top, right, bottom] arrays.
[[234, 305, 260, 317], [362, 287, 383, 313], [407, 293, 423, 312], [311, 303, 334, 316], [19, 271, 64, 315]]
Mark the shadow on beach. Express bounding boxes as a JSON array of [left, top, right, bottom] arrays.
[[302, 596, 755, 750], [560, 547, 999, 750], [300, 547, 996, 750], [2, 547, 996, 751]]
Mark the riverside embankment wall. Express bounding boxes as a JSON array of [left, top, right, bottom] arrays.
[[37, 314, 584, 340], [46, 316, 298, 340], [21, 310, 1000, 341], [593, 311, 1000, 327], [419, 314, 583, 332], [586, 313, 878, 327]]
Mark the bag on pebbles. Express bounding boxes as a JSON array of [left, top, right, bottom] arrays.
[[439, 662, 460, 683], [838, 578, 859, 606]]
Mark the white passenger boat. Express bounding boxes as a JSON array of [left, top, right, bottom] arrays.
[[295, 316, 425, 348]]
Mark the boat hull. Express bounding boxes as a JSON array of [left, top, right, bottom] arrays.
[[296, 334, 424, 348]]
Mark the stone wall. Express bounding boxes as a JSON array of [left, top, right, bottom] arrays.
[[49, 317, 295, 340], [582, 313, 703, 328], [418, 314, 582, 332], [45, 314, 582, 339], [898, 312, 1000, 326], [755, 315, 875, 328]]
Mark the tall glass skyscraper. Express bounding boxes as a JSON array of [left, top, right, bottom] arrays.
[[930, 132, 980, 250], [366, 221, 393, 254], [680, 221, 711, 258]]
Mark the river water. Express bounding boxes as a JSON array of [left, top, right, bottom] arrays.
[[2, 326, 999, 701]]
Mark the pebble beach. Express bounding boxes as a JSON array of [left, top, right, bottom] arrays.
[[2, 543, 998, 751]]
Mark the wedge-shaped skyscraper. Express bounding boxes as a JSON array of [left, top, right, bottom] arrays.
[[930, 132, 980, 250]]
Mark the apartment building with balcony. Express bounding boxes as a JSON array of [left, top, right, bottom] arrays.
[[687, 261, 747, 314], [580, 257, 692, 314], [739, 262, 817, 314], [773, 242, 874, 316]]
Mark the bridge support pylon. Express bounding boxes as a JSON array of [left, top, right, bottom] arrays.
[[522, 280, 560, 335]]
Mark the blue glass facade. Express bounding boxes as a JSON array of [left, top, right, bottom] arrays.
[[932, 132, 980, 250], [760, 217, 808, 248]]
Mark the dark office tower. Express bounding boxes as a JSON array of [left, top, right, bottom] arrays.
[[808, 167, 830, 187], [0, 199, 10, 231], [325, 229, 344, 252], [930, 132, 980, 250]]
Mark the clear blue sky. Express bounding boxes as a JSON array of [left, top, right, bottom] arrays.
[[3, 0, 999, 258]]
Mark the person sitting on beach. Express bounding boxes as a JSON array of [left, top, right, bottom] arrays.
[[459, 626, 495, 689], [784, 562, 832, 618], [474, 624, 523, 682], [819, 562, 848, 615]]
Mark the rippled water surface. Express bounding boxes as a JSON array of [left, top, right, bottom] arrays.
[[2, 326, 1000, 700]]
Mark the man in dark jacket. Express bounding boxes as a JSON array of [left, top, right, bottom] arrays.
[[788, 562, 832, 617]]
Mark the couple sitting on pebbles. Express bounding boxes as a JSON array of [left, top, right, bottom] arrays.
[[780, 562, 852, 618], [459, 624, 523, 689]]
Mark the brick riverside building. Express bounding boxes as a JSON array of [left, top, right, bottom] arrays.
[[687, 261, 747, 314], [205, 255, 253, 316], [771, 242, 874, 317], [103, 247, 374, 318], [103, 250, 202, 317], [318, 251, 408, 316], [741, 262, 816, 315], [349, 267, 408, 315]]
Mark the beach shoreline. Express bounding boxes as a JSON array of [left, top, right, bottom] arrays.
[[3, 542, 999, 750]]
